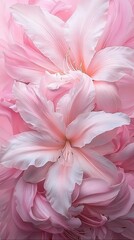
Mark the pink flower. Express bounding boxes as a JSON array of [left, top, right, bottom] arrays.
[[0, 75, 130, 217], [1, 0, 134, 239], [2, 0, 134, 117]]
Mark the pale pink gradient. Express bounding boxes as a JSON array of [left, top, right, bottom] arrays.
[[0, 0, 134, 239]]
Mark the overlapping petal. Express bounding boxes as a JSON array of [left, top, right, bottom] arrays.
[[94, 81, 121, 112], [1, 0, 134, 239], [76, 177, 121, 206], [13, 82, 65, 141], [97, 0, 134, 49], [4, 44, 58, 83], [67, 111, 130, 148], [45, 153, 83, 216], [0, 131, 61, 169], [77, 148, 118, 184], [88, 47, 134, 81], [56, 72, 95, 125], [65, 0, 109, 69], [11, 3, 67, 71]]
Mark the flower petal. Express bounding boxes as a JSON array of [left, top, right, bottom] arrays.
[[14, 177, 37, 222], [117, 76, 134, 117], [13, 82, 65, 142], [77, 147, 118, 184], [110, 143, 134, 171], [44, 154, 83, 216], [76, 177, 121, 206], [23, 162, 53, 183], [56, 72, 95, 125], [97, 0, 134, 49], [94, 81, 121, 113], [88, 47, 134, 81], [5, 44, 58, 83], [67, 111, 130, 148], [102, 179, 134, 220], [0, 131, 60, 170], [11, 4, 67, 71], [108, 220, 134, 240], [65, 0, 109, 69]]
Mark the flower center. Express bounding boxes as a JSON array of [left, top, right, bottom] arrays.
[[58, 140, 73, 165]]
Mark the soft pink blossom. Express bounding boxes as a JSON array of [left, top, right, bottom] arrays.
[[2, 0, 134, 117], [0, 76, 130, 217], [1, 0, 134, 239]]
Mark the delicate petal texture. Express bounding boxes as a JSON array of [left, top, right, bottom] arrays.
[[1, 0, 134, 239], [14, 177, 37, 222], [97, 0, 134, 49], [102, 179, 134, 220], [110, 143, 134, 170], [65, 0, 109, 69], [45, 151, 83, 216], [76, 177, 121, 205], [77, 148, 118, 184], [117, 76, 134, 117], [23, 162, 53, 183], [13, 82, 65, 141], [0, 106, 13, 145], [94, 81, 121, 113], [88, 47, 134, 81], [4, 44, 58, 82], [11, 4, 67, 71], [67, 111, 130, 148], [0, 49, 13, 101], [0, 104, 28, 146], [56, 72, 95, 125], [0, 132, 60, 169]]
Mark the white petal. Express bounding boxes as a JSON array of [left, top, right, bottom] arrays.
[[88, 47, 134, 81], [67, 111, 130, 148], [56, 72, 95, 125], [65, 0, 109, 69], [13, 82, 65, 142], [11, 4, 67, 71], [0, 131, 60, 170], [44, 151, 83, 216]]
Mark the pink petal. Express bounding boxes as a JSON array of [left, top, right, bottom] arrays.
[[0, 104, 28, 145], [108, 220, 134, 240], [110, 143, 134, 171], [0, 131, 60, 169], [77, 148, 118, 184], [14, 177, 37, 222], [88, 128, 119, 156], [31, 192, 81, 232], [67, 111, 130, 148], [5, 44, 58, 83], [102, 180, 134, 220], [13, 82, 65, 142], [80, 207, 107, 228], [44, 151, 83, 216], [97, 0, 134, 49], [0, 105, 13, 145], [117, 76, 134, 117], [11, 4, 67, 71], [41, 70, 80, 107], [88, 47, 134, 81], [65, 0, 109, 70], [36, 0, 79, 21], [30, 193, 63, 233], [0, 164, 21, 189], [94, 81, 121, 113], [76, 177, 121, 206], [0, 44, 14, 100], [23, 162, 53, 183], [56, 72, 95, 125]]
